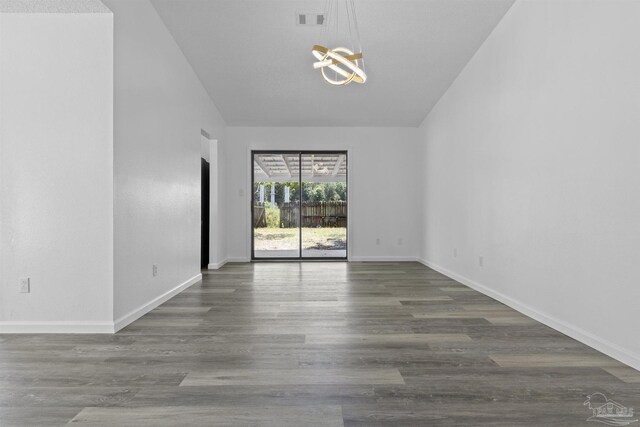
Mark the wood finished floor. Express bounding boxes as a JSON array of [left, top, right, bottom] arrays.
[[1, 262, 638, 426]]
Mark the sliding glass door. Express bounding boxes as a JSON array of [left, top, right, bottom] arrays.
[[252, 151, 347, 260], [301, 153, 347, 258]]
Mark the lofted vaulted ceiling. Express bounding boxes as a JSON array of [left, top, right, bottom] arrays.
[[151, 0, 514, 127]]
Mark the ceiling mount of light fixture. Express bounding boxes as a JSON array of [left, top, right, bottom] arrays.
[[312, 0, 367, 86]]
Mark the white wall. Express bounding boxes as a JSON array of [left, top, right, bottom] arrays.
[[419, 0, 640, 369], [100, 0, 227, 327], [226, 127, 421, 262], [0, 9, 114, 331], [207, 138, 228, 269], [200, 134, 226, 269], [218, 136, 228, 264]]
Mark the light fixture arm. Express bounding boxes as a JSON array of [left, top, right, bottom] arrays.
[[312, 0, 367, 86]]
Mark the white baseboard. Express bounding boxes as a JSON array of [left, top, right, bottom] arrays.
[[225, 255, 420, 263], [349, 256, 419, 262], [113, 273, 202, 332], [0, 321, 115, 334], [208, 259, 228, 269], [416, 258, 640, 372], [0, 274, 204, 334]]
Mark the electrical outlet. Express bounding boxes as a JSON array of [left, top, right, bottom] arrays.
[[20, 277, 30, 293], [453, 248, 458, 257], [153, 264, 158, 277], [478, 256, 484, 267], [397, 238, 403, 245], [376, 238, 380, 245]]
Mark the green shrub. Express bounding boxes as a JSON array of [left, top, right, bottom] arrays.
[[265, 207, 281, 228]]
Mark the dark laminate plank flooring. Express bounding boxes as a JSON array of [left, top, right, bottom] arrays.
[[1, 262, 638, 426]]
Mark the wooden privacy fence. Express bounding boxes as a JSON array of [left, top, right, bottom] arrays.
[[279, 203, 299, 228], [253, 201, 347, 228], [253, 205, 266, 227], [282, 201, 347, 228]]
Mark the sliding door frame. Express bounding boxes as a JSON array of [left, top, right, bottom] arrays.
[[251, 150, 348, 261]]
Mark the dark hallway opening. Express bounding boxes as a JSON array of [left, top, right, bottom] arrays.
[[201, 158, 210, 269]]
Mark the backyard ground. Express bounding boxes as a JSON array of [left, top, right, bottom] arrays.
[[254, 227, 347, 251]]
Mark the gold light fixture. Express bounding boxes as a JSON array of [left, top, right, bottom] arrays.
[[312, 0, 367, 86]]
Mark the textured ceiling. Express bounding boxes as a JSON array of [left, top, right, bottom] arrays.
[[151, 0, 514, 126]]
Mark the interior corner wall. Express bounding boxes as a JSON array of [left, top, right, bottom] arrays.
[[0, 10, 114, 331], [225, 127, 422, 262], [208, 138, 229, 269], [101, 0, 227, 327], [418, 0, 640, 369], [218, 137, 229, 264]]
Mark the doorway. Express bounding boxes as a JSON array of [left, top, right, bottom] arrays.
[[201, 157, 210, 268], [251, 151, 348, 260]]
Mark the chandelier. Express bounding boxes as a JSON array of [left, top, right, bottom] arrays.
[[312, 0, 367, 86]]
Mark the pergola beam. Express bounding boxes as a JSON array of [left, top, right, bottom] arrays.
[[332, 154, 345, 176], [280, 154, 292, 178], [257, 175, 345, 183], [254, 156, 271, 178], [310, 154, 315, 178]]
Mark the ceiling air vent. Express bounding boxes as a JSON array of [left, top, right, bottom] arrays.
[[297, 12, 325, 26]]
